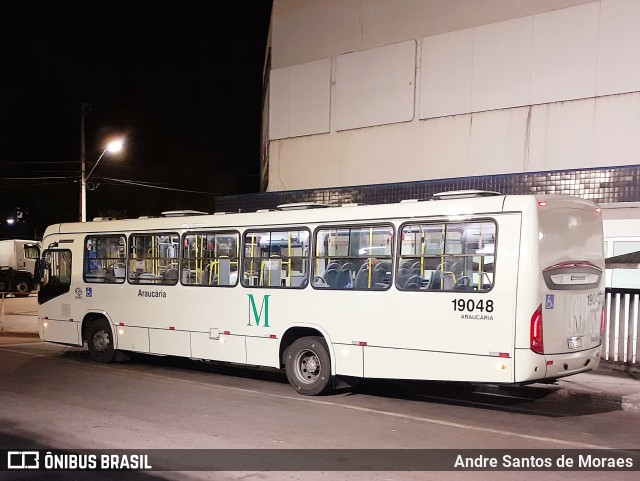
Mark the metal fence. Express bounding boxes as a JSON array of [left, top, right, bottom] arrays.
[[604, 288, 640, 365]]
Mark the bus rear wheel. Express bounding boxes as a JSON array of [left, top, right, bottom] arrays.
[[285, 336, 333, 396], [86, 319, 116, 363]]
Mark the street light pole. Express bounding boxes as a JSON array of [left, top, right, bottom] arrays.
[[86, 140, 124, 181], [80, 138, 125, 222], [80, 103, 89, 222]]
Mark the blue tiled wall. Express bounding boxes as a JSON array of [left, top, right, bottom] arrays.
[[214, 165, 640, 212]]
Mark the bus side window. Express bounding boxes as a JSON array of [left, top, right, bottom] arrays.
[[241, 229, 310, 288], [313, 225, 393, 290], [128, 233, 180, 286], [84, 235, 126, 284], [397, 221, 496, 292]]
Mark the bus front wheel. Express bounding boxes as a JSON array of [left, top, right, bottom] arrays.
[[86, 319, 116, 363], [285, 336, 333, 396]]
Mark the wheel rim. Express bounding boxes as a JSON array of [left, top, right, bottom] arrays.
[[92, 330, 110, 352], [15, 281, 29, 294], [293, 348, 322, 384]]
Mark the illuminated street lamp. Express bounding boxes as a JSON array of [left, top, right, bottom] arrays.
[[80, 138, 125, 222]]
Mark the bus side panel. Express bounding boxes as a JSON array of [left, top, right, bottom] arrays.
[[390, 214, 521, 382], [41, 319, 82, 346], [148, 328, 191, 357], [363, 347, 514, 383], [115, 326, 150, 352], [246, 336, 279, 367], [332, 343, 364, 377], [191, 332, 247, 364]]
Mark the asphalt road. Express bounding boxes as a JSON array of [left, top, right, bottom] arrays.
[[1, 338, 639, 481]]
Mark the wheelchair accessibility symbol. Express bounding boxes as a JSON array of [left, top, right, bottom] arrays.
[[545, 294, 555, 310]]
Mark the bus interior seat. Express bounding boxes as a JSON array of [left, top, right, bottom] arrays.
[[429, 270, 455, 290], [354, 265, 370, 289], [373, 262, 391, 285], [163, 268, 179, 283], [403, 274, 422, 290], [396, 267, 410, 288], [312, 275, 328, 287], [338, 262, 354, 287], [454, 275, 471, 290], [324, 268, 340, 288]]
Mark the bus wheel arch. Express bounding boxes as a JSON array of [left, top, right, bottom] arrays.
[[83, 314, 116, 364], [281, 329, 334, 396]]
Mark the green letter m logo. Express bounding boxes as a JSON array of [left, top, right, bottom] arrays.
[[247, 294, 270, 327]]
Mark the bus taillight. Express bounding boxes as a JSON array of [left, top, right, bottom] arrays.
[[601, 307, 606, 340], [530, 304, 544, 354]]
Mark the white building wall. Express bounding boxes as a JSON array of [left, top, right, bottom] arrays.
[[266, 0, 640, 192]]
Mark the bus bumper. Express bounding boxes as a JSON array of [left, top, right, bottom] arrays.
[[514, 346, 601, 383]]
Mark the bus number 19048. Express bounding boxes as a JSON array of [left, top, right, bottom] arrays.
[[452, 299, 494, 313]]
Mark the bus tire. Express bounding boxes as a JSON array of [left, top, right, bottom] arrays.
[[86, 319, 116, 363], [284, 336, 333, 396]]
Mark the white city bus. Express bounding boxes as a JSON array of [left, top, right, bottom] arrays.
[[37, 191, 605, 395]]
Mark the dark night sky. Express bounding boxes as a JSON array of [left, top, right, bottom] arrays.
[[0, 0, 272, 238]]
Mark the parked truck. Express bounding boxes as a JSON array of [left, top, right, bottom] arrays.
[[0, 239, 40, 296]]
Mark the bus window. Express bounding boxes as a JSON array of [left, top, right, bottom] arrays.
[[181, 232, 239, 286], [397, 221, 495, 292], [128, 233, 180, 285], [84, 235, 126, 284], [38, 249, 72, 304], [242, 229, 309, 288], [313, 225, 393, 290]]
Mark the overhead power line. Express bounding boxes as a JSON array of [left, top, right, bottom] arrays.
[[1, 176, 77, 180], [97, 176, 219, 195]]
